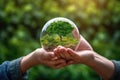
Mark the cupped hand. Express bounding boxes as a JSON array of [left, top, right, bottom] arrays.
[[54, 46, 95, 65], [33, 48, 66, 69]]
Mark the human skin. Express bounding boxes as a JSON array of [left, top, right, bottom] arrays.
[[20, 34, 91, 74], [54, 35, 114, 80], [54, 35, 93, 60], [20, 48, 66, 74]]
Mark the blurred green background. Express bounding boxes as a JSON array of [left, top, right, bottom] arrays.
[[0, 0, 120, 80]]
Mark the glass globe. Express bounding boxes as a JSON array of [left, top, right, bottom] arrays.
[[40, 17, 80, 51]]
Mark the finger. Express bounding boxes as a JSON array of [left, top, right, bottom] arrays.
[[47, 52, 55, 58], [54, 62, 66, 69], [48, 59, 66, 69], [53, 59, 66, 65], [67, 60, 74, 65], [61, 60, 75, 68], [56, 46, 66, 59], [67, 48, 77, 58], [59, 47, 67, 59], [65, 48, 73, 60], [53, 48, 57, 56], [53, 48, 58, 56], [54, 48, 61, 58], [51, 57, 58, 60], [46, 52, 59, 61], [61, 48, 70, 60]]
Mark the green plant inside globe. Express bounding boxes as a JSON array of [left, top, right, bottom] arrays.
[[40, 17, 80, 51]]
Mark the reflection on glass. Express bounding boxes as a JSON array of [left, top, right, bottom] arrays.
[[40, 17, 80, 51]]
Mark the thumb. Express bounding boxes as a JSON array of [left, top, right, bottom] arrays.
[[48, 52, 58, 60]]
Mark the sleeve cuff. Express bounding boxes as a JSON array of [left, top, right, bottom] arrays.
[[7, 58, 28, 80], [109, 60, 120, 80]]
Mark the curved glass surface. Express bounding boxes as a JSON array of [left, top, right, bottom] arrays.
[[40, 17, 80, 51]]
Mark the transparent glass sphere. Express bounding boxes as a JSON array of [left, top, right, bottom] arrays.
[[40, 17, 80, 51]]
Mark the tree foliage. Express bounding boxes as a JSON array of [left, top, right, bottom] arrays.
[[41, 21, 77, 51], [0, 0, 120, 80], [46, 21, 74, 41]]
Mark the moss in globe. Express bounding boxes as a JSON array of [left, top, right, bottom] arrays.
[[40, 17, 80, 51]]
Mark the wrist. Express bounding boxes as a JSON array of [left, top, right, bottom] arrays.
[[20, 50, 40, 73], [86, 52, 114, 80], [84, 51, 96, 65], [79, 51, 95, 65]]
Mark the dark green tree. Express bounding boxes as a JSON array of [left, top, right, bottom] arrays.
[[46, 21, 74, 41]]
